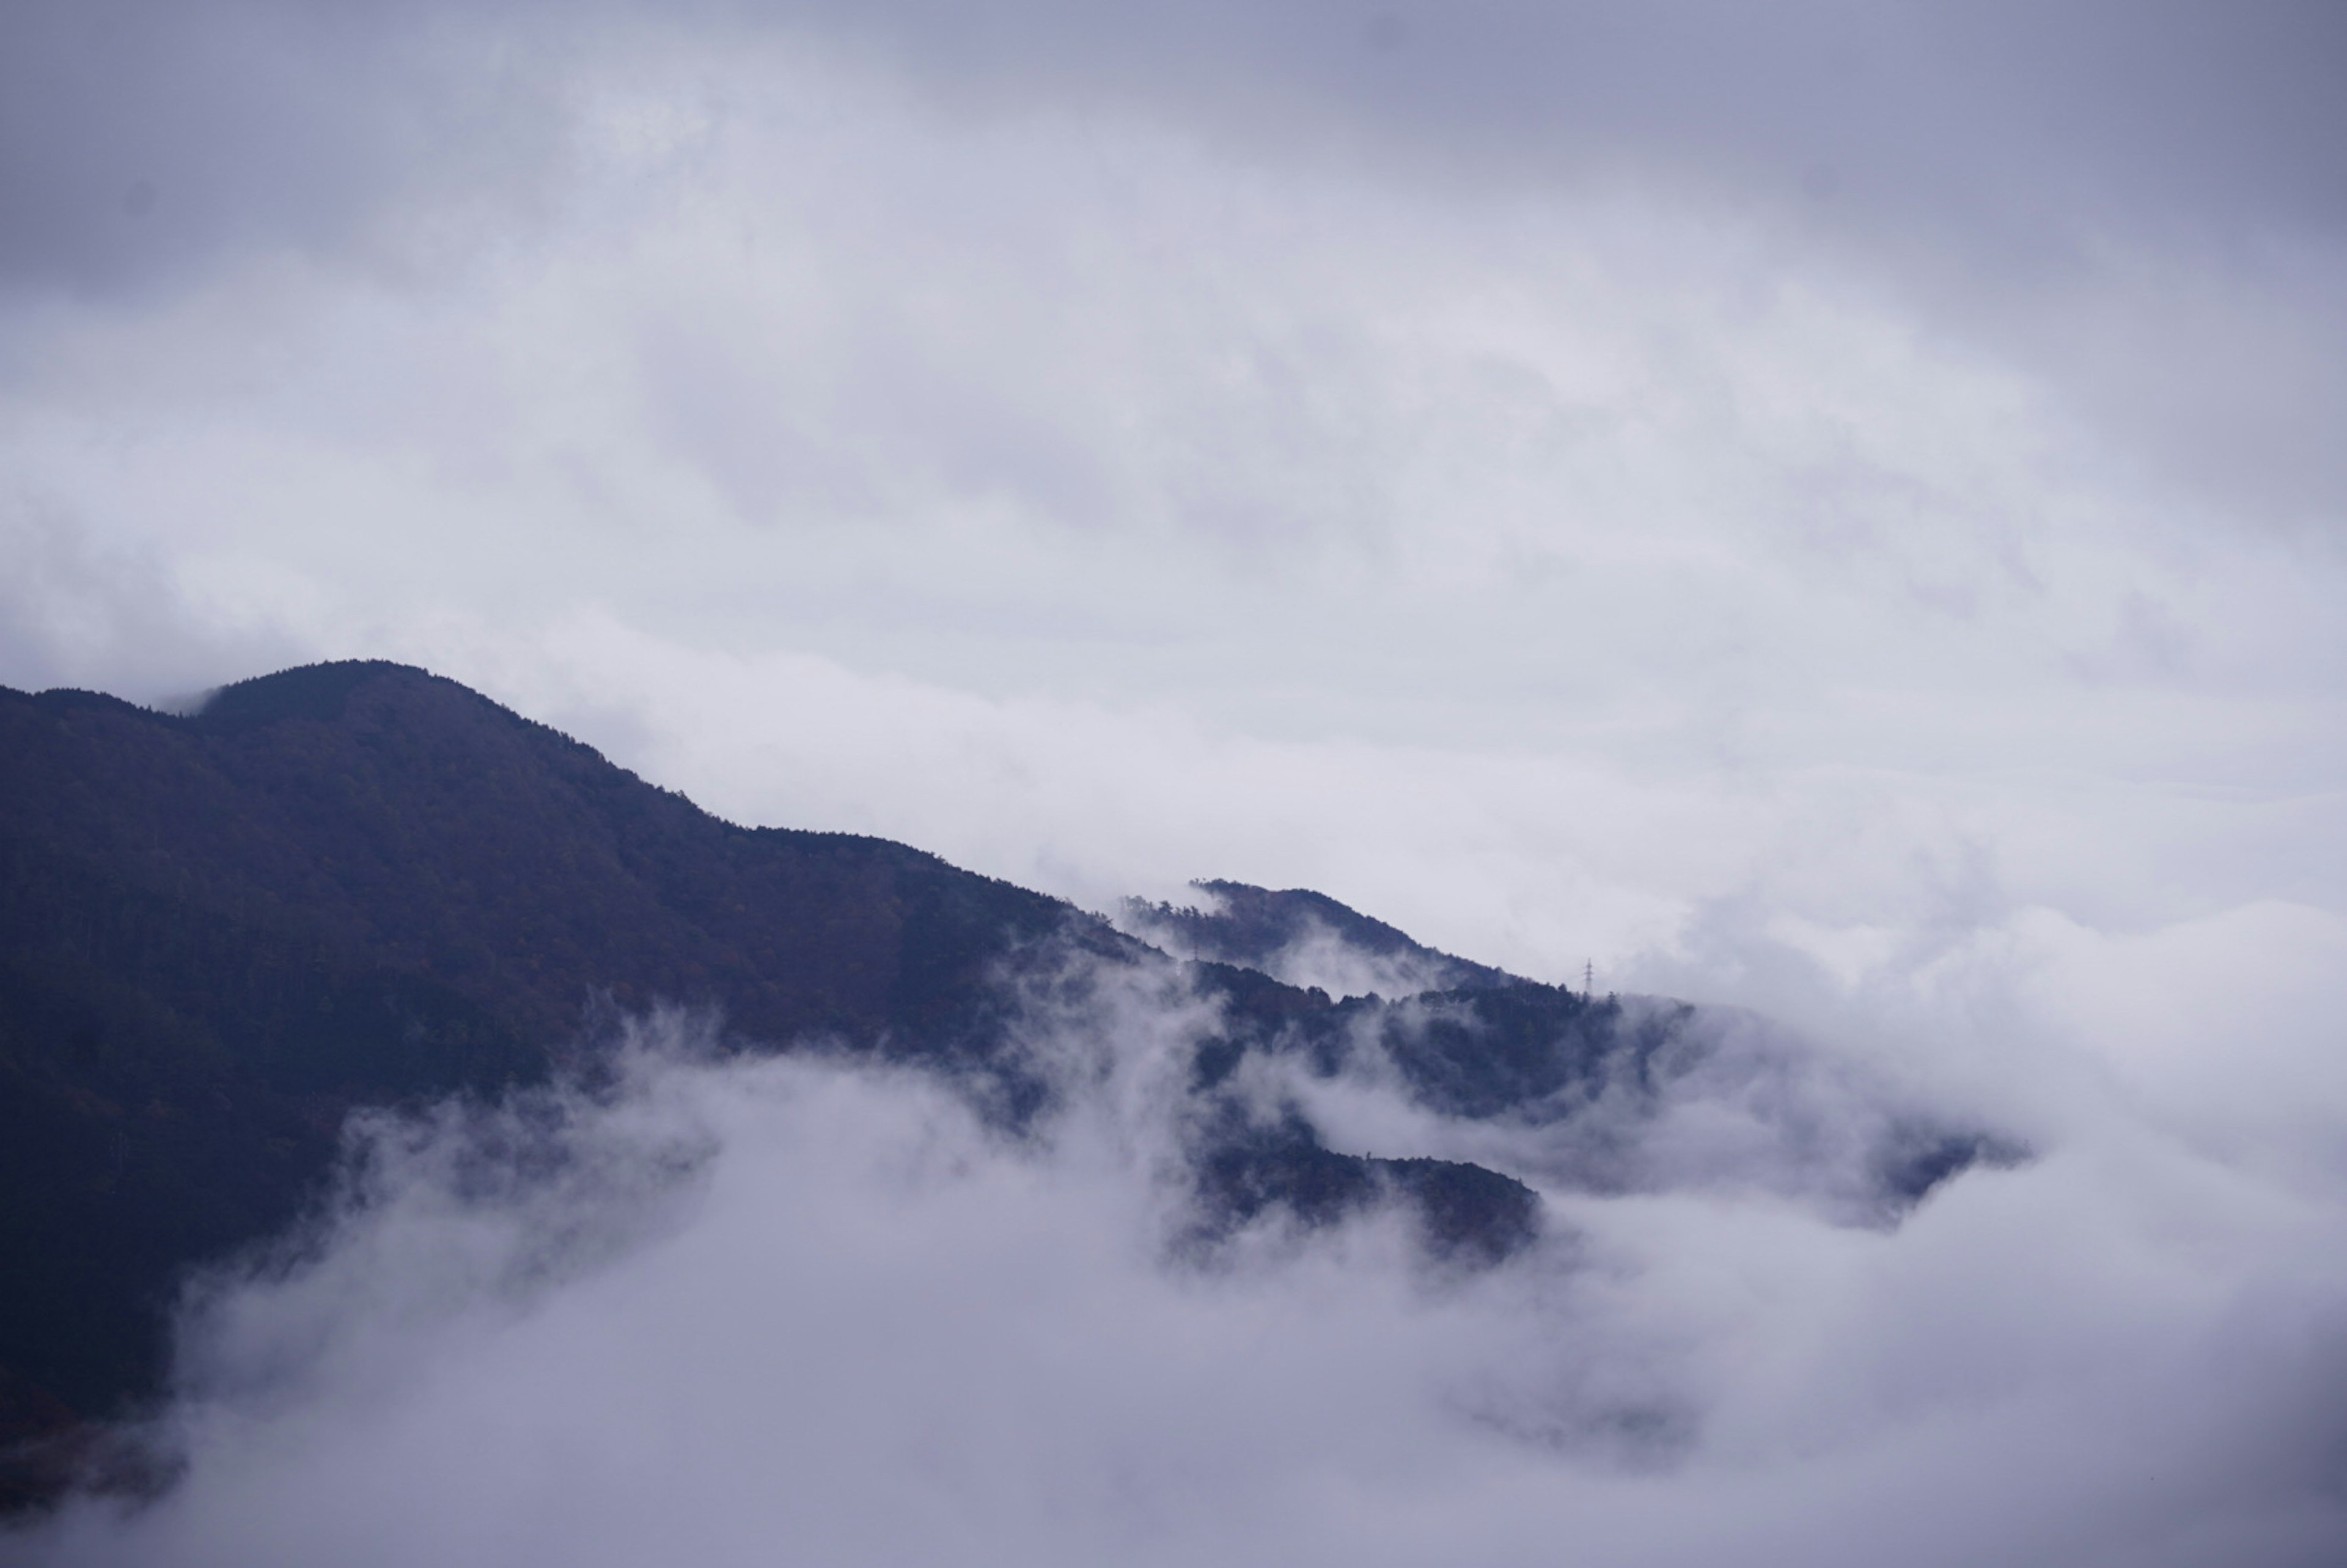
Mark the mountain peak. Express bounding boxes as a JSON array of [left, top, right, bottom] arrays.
[[190, 659, 480, 731]]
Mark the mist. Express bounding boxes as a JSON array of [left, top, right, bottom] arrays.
[[12, 933, 2347, 1567]]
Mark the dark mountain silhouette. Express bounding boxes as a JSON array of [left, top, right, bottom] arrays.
[[0, 660, 2007, 1512], [0, 662, 1546, 1504]]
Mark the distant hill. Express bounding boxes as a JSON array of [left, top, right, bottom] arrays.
[[0, 661, 2010, 1512], [1122, 880, 1514, 997]]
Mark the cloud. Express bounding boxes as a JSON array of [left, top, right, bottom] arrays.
[[9, 956, 2347, 1567], [10, 37, 2334, 991], [0, 496, 303, 702], [9, 2, 2342, 511], [0, 0, 575, 302], [6, 2, 2342, 805]]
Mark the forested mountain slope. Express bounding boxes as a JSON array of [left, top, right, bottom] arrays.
[[0, 661, 2005, 1512], [0, 664, 1532, 1484]]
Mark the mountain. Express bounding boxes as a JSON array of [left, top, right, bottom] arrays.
[[0, 665, 1096, 1429], [0, 661, 2010, 1511], [1121, 881, 1513, 996], [0, 663, 1530, 1494]]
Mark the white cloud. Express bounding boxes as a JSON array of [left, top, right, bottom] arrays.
[[15, 981, 2347, 1568], [12, 38, 2337, 976]]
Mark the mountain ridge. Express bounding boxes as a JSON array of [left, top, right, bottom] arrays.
[[0, 660, 2011, 1513], [0, 662, 1542, 1499]]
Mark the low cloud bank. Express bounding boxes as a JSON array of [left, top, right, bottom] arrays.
[[10, 952, 2347, 1568]]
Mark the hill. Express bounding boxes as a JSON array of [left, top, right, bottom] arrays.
[[0, 661, 2009, 1511], [0, 662, 1541, 1498]]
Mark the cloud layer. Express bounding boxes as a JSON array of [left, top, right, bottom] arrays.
[[4, 7, 2339, 978], [11, 967, 2347, 1568]]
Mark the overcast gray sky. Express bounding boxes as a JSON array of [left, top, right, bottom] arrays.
[[6, 7, 2347, 1561], [6, 0, 2343, 941]]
